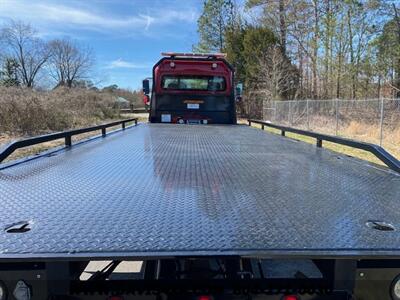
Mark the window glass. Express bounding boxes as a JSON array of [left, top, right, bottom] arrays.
[[162, 75, 226, 91]]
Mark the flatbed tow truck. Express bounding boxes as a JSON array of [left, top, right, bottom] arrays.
[[0, 53, 399, 300]]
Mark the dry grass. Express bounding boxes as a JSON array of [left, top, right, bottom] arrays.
[[0, 87, 118, 135], [345, 120, 400, 147], [120, 112, 148, 123], [346, 121, 367, 136], [339, 121, 399, 161], [0, 87, 130, 163]]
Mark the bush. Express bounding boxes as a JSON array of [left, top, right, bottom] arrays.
[[0, 87, 119, 135]]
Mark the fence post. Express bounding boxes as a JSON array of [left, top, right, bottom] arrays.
[[316, 138, 322, 148], [379, 98, 384, 146], [288, 101, 292, 126], [273, 101, 277, 123], [335, 98, 339, 136], [306, 99, 310, 130], [65, 135, 72, 147]]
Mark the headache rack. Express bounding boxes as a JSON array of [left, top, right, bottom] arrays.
[[161, 52, 227, 59]]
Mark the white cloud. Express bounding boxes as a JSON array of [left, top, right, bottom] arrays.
[[106, 59, 150, 69], [143, 15, 155, 31], [0, 1, 146, 31], [0, 0, 198, 35]]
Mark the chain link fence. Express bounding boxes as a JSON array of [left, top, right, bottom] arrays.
[[263, 99, 400, 159]]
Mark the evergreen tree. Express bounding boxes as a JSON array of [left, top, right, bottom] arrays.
[[196, 0, 235, 52], [0, 57, 20, 87], [242, 26, 278, 82], [377, 18, 400, 97]]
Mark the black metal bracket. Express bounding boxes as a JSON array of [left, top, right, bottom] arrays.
[[248, 119, 400, 174], [0, 118, 138, 163]]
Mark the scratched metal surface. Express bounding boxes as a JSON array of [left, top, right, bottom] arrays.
[[0, 124, 399, 260]]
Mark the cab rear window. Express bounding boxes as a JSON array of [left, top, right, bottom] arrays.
[[161, 75, 226, 91]]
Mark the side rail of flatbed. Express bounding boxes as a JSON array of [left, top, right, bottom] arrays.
[[0, 118, 138, 164], [248, 119, 400, 174]]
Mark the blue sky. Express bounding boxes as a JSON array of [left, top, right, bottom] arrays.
[[0, 0, 203, 89]]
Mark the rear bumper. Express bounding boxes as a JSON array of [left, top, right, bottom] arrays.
[[150, 110, 236, 124]]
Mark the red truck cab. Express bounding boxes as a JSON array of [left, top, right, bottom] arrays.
[[143, 52, 237, 124]]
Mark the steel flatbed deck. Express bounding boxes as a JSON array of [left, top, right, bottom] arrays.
[[0, 123, 399, 261]]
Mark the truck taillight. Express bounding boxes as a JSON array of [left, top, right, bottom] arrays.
[[198, 296, 212, 300], [143, 95, 150, 105], [108, 296, 123, 300], [282, 295, 299, 300]]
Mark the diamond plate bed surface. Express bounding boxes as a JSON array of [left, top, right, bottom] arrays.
[[0, 124, 399, 259]]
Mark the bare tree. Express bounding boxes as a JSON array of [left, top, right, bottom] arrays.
[[0, 29, 5, 63], [390, 2, 400, 97], [244, 0, 388, 100], [256, 45, 299, 101], [1, 21, 51, 88], [49, 38, 93, 88], [249, 0, 288, 53]]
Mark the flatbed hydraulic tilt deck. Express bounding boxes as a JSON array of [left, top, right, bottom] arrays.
[[0, 54, 399, 299]]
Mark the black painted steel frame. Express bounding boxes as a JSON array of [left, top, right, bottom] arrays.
[[2, 258, 397, 299], [0, 118, 138, 164], [12, 258, 355, 299], [247, 119, 400, 174]]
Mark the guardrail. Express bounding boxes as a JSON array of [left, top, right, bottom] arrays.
[[248, 119, 400, 174], [0, 118, 138, 163], [120, 108, 148, 114]]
